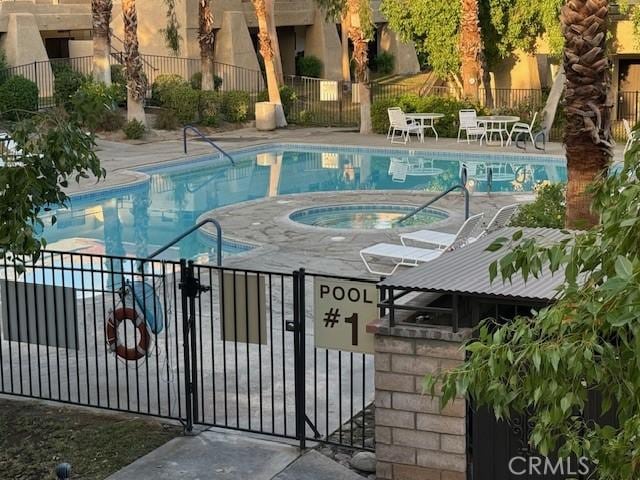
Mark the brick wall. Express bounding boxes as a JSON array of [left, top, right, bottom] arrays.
[[372, 333, 469, 480]]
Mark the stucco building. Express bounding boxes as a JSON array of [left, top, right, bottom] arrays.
[[0, 0, 420, 80]]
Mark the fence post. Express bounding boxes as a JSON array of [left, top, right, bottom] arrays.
[[292, 268, 307, 449], [179, 259, 194, 433]]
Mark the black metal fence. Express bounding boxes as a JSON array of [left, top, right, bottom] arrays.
[[0, 250, 375, 450]]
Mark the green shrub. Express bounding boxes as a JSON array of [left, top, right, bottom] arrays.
[[190, 71, 223, 91], [0, 76, 39, 120], [372, 52, 395, 75], [198, 90, 222, 126], [371, 93, 484, 137], [151, 74, 187, 106], [123, 119, 146, 139], [70, 81, 121, 131], [163, 83, 200, 124], [257, 85, 297, 117], [221, 90, 251, 123], [0, 51, 9, 85], [296, 55, 323, 78], [54, 64, 87, 110], [154, 108, 179, 130], [510, 182, 566, 228], [110, 65, 128, 105]]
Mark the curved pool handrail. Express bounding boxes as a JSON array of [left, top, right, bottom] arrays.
[[183, 125, 235, 166], [140, 217, 224, 268], [395, 184, 470, 225]]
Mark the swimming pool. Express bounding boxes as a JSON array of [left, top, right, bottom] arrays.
[[42, 143, 566, 262]]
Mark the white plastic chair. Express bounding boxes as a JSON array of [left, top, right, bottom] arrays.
[[623, 119, 634, 153], [508, 112, 538, 146], [360, 243, 443, 275], [387, 107, 401, 139], [389, 109, 422, 144], [400, 213, 485, 250], [457, 110, 486, 143]]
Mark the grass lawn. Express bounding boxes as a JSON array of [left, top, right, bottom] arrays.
[[0, 398, 181, 480]]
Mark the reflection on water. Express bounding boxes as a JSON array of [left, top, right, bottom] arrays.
[[42, 149, 567, 261]]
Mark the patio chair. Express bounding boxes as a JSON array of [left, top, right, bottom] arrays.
[[623, 119, 634, 153], [388, 109, 422, 144], [457, 110, 486, 143], [0, 132, 24, 167], [387, 107, 401, 139], [400, 213, 485, 250], [507, 112, 538, 146], [360, 243, 443, 275]]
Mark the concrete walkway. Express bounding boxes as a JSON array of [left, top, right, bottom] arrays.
[[107, 430, 364, 480]]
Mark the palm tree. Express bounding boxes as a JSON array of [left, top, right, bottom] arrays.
[[122, 0, 147, 124], [199, 0, 216, 90], [345, 0, 374, 134], [92, 0, 112, 85], [561, 0, 612, 228], [340, 12, 351, 82], [252, 0, 287, 127], [459, 0, 483, 101]]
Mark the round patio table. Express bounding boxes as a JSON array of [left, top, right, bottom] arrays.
[[405, 113, 445, 142], [477, 115, 520, 146]]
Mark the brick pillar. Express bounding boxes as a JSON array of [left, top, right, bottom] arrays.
[[367, 322, 472, 480]]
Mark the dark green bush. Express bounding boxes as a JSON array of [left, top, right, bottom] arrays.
[[110, 64, 128, 105], [198, 90, 222, 126], [221, 90, 250, 123], [70, 81, 122, 131], [123, 119, 146, 139], [151, 74, 187, 106], [0, 76, 39, 120], [162, 82, 200, 124], [257, 85, 297, 117], [372, 52, 395, 75], [510, 182, 566, 228], [154, 108, 179, 130], [190, 71, 223, 91], [371, 93, 484, 137], [0, 51, 9, 85], [296, 55, 323, 78], [54, 64, 87, 110]]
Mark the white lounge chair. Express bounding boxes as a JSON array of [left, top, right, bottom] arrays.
[[389, 109, 422, 144], [387, 107, 401, 139], [400, 213, 485, 250], [360, 243, 442, 275], [623, 119, 634, 153], [507, 112, 538, 146], [457, 109, 486, 144], [0, 132, 24, 167]]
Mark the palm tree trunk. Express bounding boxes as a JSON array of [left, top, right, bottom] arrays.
[[460, 0, 482, 101], [341, 13, 351, 82], [346, 0, 373, 134], [122, 0, 147, 125], [252, 0, 287, 127], [561, 0, 613, 228], [199, 0, 216, 91], [266, 0, 284, 84], [92, 0, 112, 85]]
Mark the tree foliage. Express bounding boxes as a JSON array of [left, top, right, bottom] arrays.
[[0, 110, 105, 265], [381, 0, 563, 78], [426, 143, 640, 479]]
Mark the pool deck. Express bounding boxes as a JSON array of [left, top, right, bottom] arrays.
[[58, 126, 620, 277]]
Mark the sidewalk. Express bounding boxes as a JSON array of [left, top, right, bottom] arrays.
[[106, 429, 365, 480]]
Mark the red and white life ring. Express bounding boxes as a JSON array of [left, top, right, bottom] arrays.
[[106, 307, 151, 361]]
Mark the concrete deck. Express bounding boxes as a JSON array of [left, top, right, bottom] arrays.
[[107, 429, 363, 480]]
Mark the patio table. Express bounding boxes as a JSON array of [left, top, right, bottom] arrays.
[[477, 115, 520, 146], [405, 113, 445, 142]]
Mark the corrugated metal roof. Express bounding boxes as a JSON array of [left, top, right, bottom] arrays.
[[379, 228, 570, 301]]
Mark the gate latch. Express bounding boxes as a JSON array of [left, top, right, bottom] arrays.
[[285, 321, 296, 332]]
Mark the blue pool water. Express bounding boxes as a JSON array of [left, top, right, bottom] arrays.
[[43, 144, 566, 262]]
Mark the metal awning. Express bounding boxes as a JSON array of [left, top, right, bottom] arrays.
[[379, 227, 570, 302]]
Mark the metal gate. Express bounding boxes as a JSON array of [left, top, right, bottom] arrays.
[[0, 251, 375, 450]]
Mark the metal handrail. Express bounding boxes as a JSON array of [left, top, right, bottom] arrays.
[[183, 125, 235, 165], [395, 184, 470, 225], [141, 217, 224, 268]]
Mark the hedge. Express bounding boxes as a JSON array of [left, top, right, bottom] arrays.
[[0, 76, 39, 120]]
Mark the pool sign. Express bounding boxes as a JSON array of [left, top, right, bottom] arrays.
[[314, 277, 378, 354]]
